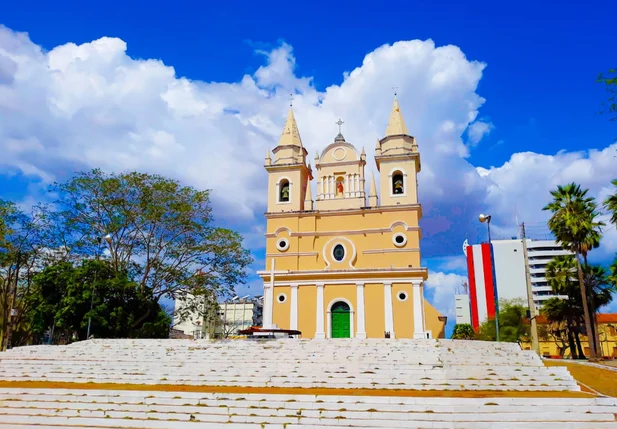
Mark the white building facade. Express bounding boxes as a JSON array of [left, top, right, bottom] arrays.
[[173, 297, 263, 339], [462, 238, 571, 329], [454, 294, 472, 325]]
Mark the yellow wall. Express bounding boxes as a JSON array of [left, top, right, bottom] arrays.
[[270, 282, 444, 339], [265, 208, 422, 272], [425, 301, 446, 339], [393, 284, 414, 338], [521, 323, 617, 358], [364, 284, 385, 338], [298, 286, 316, 338], [272, 286, 290, 330]]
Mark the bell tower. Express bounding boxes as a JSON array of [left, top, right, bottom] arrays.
[[374, 96, 420, 206], [265, 107, 312, 212]]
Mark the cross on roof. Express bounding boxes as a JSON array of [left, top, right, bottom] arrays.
[[289, 93, 294, 107], [335, 118, 344, 134], [392, 86, 399, 97]]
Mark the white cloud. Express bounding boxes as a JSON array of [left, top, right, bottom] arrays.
[[477, 145, 617, 258], [467, 120, 494, 146], [0, 27, 487, 226], [1, 24, 616, 272], [425, 271, 468, 321]]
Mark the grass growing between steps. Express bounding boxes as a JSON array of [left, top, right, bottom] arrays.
[[544, 360, 617, 397], [0, 381, 595, 398]]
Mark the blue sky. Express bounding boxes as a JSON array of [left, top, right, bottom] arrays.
[[1, 1, 616, 334]]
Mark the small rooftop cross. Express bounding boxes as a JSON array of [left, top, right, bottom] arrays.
[[392, 86, 399, 97], [289, 93, 294, 107], [335, 118, 344, 134]]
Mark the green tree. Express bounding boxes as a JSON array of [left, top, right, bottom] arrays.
[[477, 300, 529, 343], [451, 323, 475, 340], [542, 298, 579, 358], [597, 69, 617, 123], [45, 169, 253, 328], [545, 256, 584, 358], [604, 179, 617, 227], [544, 255, 615, 358], [26, 259, 171, 342], [543, 183, 604, 359], [1, 201, 56, 350]]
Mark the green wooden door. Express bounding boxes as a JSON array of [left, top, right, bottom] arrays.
[[331, 302, 351, 338]]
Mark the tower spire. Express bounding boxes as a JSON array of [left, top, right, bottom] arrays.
[[304, 180, 313, 210], [385, 96, 409, 137], [368, 172, 378, 207], [278, 107, 303, 148]]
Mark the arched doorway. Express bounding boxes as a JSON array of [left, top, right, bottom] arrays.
[[331, 301, 351, 338]]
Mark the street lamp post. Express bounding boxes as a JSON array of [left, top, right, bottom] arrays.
[[86, 234, 112, 340], [479, 214, 500, 342]]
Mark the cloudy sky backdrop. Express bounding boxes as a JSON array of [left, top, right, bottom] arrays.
[[1, 1, 616, 334]]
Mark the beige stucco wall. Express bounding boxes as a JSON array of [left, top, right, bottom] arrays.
[[298, 286, 317, 337], [392, 283, 414, 339], [364, 284, 385, 338], [272, 286, 291, 329], [425, 301, 446, 339], [265, 208, 422, 273]]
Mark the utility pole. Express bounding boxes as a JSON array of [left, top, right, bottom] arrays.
[[521, 222, 540, 355]]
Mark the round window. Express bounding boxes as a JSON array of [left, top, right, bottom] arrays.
[[392, 233, 407, 247], [397, 292, 408, 302], [277, 293, 287, 303], [276, 238, 290, 252], [333, 244, 345, 261]]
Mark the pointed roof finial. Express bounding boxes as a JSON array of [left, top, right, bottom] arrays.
[[289, 93, 294, 107], [385, 96, 409, 137], [278, 107, 303, 148], [304, 181, 313, 201], [392, 86, 399, 98], [369, 172, 378, 197]]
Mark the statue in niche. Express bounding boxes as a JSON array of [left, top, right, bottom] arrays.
[[280, 182, 290, 202], [336, 179, 344, 196]]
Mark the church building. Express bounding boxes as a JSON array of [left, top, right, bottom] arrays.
[[257, 97, 446, 339]]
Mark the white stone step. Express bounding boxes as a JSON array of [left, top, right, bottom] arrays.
[[0, 389, 616, 429], [0, 339, 580, 393]]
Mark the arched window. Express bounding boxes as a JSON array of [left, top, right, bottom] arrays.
[[392, 171, 404, 195], [279, 179, 290, 202]]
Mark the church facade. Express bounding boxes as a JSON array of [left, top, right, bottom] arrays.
[[257, 98, 446, 339]]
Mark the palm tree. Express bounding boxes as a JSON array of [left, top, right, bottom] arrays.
[[543, 183, 604, 360], [545, 256, 585, 358], [604, 179, 617, 226], [542, 298, 578, 359], [582, 264, 615, 357]]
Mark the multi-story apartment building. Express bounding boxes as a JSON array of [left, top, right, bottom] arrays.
[[462, 239, 572, 329]]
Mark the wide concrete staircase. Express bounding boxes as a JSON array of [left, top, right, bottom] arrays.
[[0, 339, 616, 428], [0, 388, 616, 428], [0, 339, 578, 391]]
